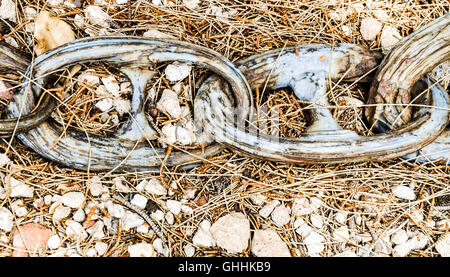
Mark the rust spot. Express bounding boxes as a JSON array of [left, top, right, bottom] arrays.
[[319, 55, 326, 61]]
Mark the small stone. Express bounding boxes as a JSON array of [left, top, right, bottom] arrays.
[[176, 125, 195, 145], [0, 207, 13, 232], [409, 208, 424, 224], [380, 25, 402, 51], [101, 75, 120, 97], [88, 176, 103, 197], [11, 200, 28, 217], [360, 18, 383, 41], [303, 231, 325, 255], [292, 197, 313, 216], [310, 214, 323, 229], [106, 202, 124, 218], [52, 205, 71, 222], [9, 177, 34, 198], [391, 229, 408, 245], [12, 223, 51, 257], [249, 193, 267, 206], [65, 220, 88, 240], [160, 124, 177, 145], [183, 0, 200, 10], [271, 205, 291, 227], [251, 229, 291, 257], [85, 5, 111, 28], [145, 178, 167, 196], [153, 238, 169, 256], [334, 211, 347, 224], [74, 14, 85, 28], [0, 0, 17, 23], [437, 219, 450, 231], [157, 89, 182, 119], [164, 62, 192, 82], [165, 211, 174, 225], [87, 221, 105, 239], [95, 98, 113, 112], [143, 28, 176, 39], [294, 218, 312, 238], [47, 234, 61, 250], [210, 212, 250, 254], [259, 200, 280, 218], [72, 209, 86, 222], [131, 194, 148, 209], [64, 0, 81, 8], [151, 210, 164, 222], [436, 233, 450, 257], [85, 248, 97, 257], [113, 177, 131, 193], [392, 185, 415, 200], [184, 244, 196, 257], [61, 191, 86, 209], [113, 99, 131, 116], [166, 200, 182, 215], [0, 80, 13, 100], [136, 224, 149, 234], [332, 226, 350, 242], [128, 243, 156, 257], [34, 11, 76, 55], [192, 220, 215, 248], [122, 210, 145, 231], [181, 205, 193, 214], [95, 242, 108, 256]]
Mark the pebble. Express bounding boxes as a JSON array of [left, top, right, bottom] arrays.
[[157, 89, 182, 119], [122, 210, 145, 231], [61, 191, 86, 209], [128, 243, 156, 257], [0, 0, 17, 23], [271, 205, 291, 227], [88, 176, 103, 197], [332, 226, 350, 242], [258, 200, 280, 218], [165, 211, 174, 225], [34, 11, 76, 55], [95, 242, 108, 256], [184, 244, 196, 257], [251, 229, 291, 257], [143, 28, 176, 39], [292, 197, 313, 216], [12, 223, 51, 257], [380, 25, 402, 51], [52, 205, 71, 222], [113, 176, 131, 193], [145, 178, 167, 196], [44, 195, 53, 206], [294, 218, 312, 238], [0, 80, 13, 100], [106, 202, 124, 218], [392, 185, 415, 200], [391, 229, 408, 245], [303, 231, 325, 255], [85, 5, 111, 28], [47, 234, 61, 250], [87, 221, 105, 239], [72, 209, 85, 222], [86, 248, 97, 257], [436, 233, 450, 257], [151, 210, 164, 222], [183, 0, 200, 10], [249, 193, 267, 206], [0, 207, 14, 232], [181, 204, 193, 214], [11, 200, 28, 217], [95, 98, 113, 112], [74, 14, 85, 28], [101, 75, 121, 97], [113, 99, 131, 116], [131, 194, 148, 209], [192, 220, 216, 248], [335, 211, 347, 224], [436, 219, 450, 231], [164, 62, 192, 82], [210, 212, 250, 254], [360, 17, 383, 41], [161, 124, 177, 145], [153, 238, 169, 256], [166, 200, 182, 215], [65, 220, 88, 240], [0, 153, 11, 167], [9, 177, 34, 198], [310, 214, 324, 229]]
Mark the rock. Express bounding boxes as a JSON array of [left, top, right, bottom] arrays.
[[157, 89, 182, 119], [86, 221, 105, 239], [392, 185, 415, 200], [128, 243, 156, 257], [47, 234, 61, 250], [101, 75, 120, 97], [303, 231, 325, 255], [0, 80, 13, 100], [210, 212, 250, 254], [409, 208, 424, 224], [380, 26, 402, 51], [11, 200, 28, 217], [292, 197, 313, 216], [113, 176, 130, 193], [52, 205, 71, 222], [335, 211, 347, 224], [181, 204, 193, 214], [106, 202, 124, 218], [61, 191, 85, 209], [143, 28, 176, 39], [12, 223, 52, 257], [332, 226, 350, 242], [436, 233, 450, 257], [161, 124, 177, 145], [175, 124, 195, 145], [34, 11, 76, 55], [391, 229, 408, 245], [136, 225, 149, 234], [310, 214, 323, 229], [192, 220, 215, 248], [0, 0, 17, 23], [122, 210, 145, 231], [166, 200, 182, 215], [0, 153, 11, 167], [271, 205, 291, 227], [151, 210, 164, 222], [65, 220, 88, 240], [251, 229, 291, 257], [249, 193, 267, 206], [360, 18, 382, 41], [74, 14, 85, 28], [72, 209, 85, 222], [113, 99, 131, 116], [0, 207, 14, 232], [145, 178, 167, 196], [184, 244, 196, 257], [9, 177, 34, 198], [183, 0, 200, 10], [95, 98, 113, 112], [165, 62, 192, 82], [95, 242, 108, 256], [153, 238, 169, 256], [165, 211, 174, 225], [87, 176, 103, 197], [85, 5, 111, 28], [85, 248, 97, 257], [259, 200, 280, 218], [131, 194, 148, 209], [64, 0, 81, 8], [294, 218, 312, 238]]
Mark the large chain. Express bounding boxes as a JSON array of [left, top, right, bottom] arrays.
[[1, 15, 449, 171]]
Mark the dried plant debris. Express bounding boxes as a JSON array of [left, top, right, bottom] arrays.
[[0, 0, 449, 257]]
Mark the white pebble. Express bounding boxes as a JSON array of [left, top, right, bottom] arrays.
[[53, 205, 71, 222], [271, 205, 291, 227], [436, 233, 450, 257], [85, 248, 97, 257], [0, 207, 13, 232], [182, 0, 200, 10], [332, 226, 350, 242], [95, 98, 113, 112], [294, 218, 312, 238], [335, 211, 347, 224], [160, 124, 177, 145], [47, 234, 61, 250], [251, 229, 291, 257], [0, 153, 10, 167], [392, 185, 415, 200], [95, 242, 108, 256], [151, 210, 164, 222], [11, 200, 28, 217], [61, 191, 86, 209], [72, 209, 85, 222], [143, 28, 176, 39], [166, 200, 182, 215], [391, 229, 408, 245], [73, 14, 85, 28], [310, 214, 323, 229], [101, 76, 120, 97], [303, 231, 325, 255], [153, 238, 169, 256], [9, 177, 34, 198], [113, 99, 131, 116], [380, 25, 402, 51], [113, 177, 130, 193], [122, 211, 144, 231], [165, 211, 174, 225], [176, 125, 195, 145], [87, 221, 105, 239], [210, 212, 250, 254], [106, 202, 124, 218], [128, 243, 156, 257], [131, 194, 148, 209], [44, 195, 53, 206], [181, 204, 193, 214], [0, 0, 17, 23], [145, 178, 167, 196], [192, 220, 215, 248], [184, 244, 196, 257], [164, 62, 192, 82], [249, 193, 267, 206], [157, 89, 182, 119], [292, 197, 313, 216], [65, 220, 88, 240], [258, 200, 280, 218], [360, 17, 383, 41], [85, 5, 111, 28], [88, 176, 103, 197]]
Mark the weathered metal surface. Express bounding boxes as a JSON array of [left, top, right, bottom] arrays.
[[0, 42, 57, 138], [366, 13, 450, 163], [6, 37, 253, 171], [195, 43, 449, 163]]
